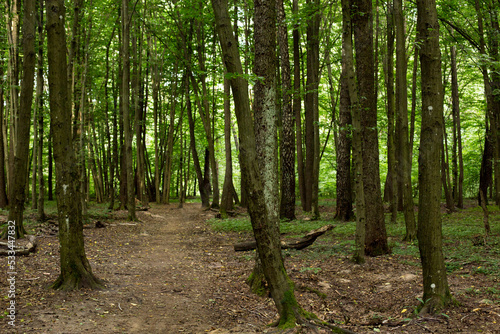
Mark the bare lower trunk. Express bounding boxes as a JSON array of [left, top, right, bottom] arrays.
[[6, 0, 36, 239], [416, 0, 452, 313], [46, 0, 102, 290]]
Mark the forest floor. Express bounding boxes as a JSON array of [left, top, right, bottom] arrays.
[[0, 201, 499, 333]]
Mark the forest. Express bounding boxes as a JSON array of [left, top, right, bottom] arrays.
[[0, 0, 499, 332]]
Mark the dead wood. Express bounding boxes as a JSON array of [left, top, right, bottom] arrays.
[[0, 234, 37, 256], [234, 224, 334, 252]]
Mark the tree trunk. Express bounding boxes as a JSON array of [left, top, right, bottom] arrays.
[[5, 0, 20, 202], [36, 0, 45, 221], [212, 0, 311, 326], [277, 0, 296, 221], [335, 11, 354, 223], [186, 75, 210, 208], [352, 0, 389, 256], [6, 0, 36, 239], [46, 0, 103, 290], [304, 0, 321, 218], [342, 0, 365, 264], [450, 42, 464, 208], [476, 0, 493, 206], [220, 76, 235, 216], [416, 0, 452, 313], [395, 0, 416, 241], [0, 63, 8, 209], [122, 0, 136, 220], [385, 3, 397, 224], [293, 0, 306, 212], [162, 66, 179, 204]]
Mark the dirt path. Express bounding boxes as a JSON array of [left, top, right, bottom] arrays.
[[0, 203, 264, 334], [2, 202, 499, 333]]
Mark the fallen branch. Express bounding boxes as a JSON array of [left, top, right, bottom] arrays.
[[0, 235, 37, 256], [234, 224, 334, 252]]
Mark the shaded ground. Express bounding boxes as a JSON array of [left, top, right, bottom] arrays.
[[0, 202, 499, 333]]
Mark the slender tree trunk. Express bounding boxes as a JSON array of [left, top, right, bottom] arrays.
[[304, 0, 321, 218], [36, 0, 45, 221], [31, 100, 38, 210], [293, 0, 306, 212], [476, 0, 493, 206], [6, 0, 36, 239], [186, 75, 210, 208], [442, 120, 455, 213], [152, 39, 161, 204], [416, 0, 452, 313], [450, 42, 464, 208], [394, 0, 416, 241], [353, 0, 389, 256], [162, 66, 179, 204], [220, 76, 235, 215], [122, 0, 136, 220], [277, 0, 296, 220], [5, 0, 20, 209], [385, 3, 397, 224], [0, 63, 8, 209], [48, 131, 53, 201], [46, 0, 103, 290]]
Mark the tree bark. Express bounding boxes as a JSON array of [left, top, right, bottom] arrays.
[[293, 0, 306, 212], [277, 0, 296, 221], [220, 76, 235, 215], [450, 42, 464, 208], [6, 0, 36, 239], [46, 0, 103, 290], [385, 3, 397, 224], [304, 0, 321, 218], [394, 0, 416, 241], [122, 0, 136, 220], [341, 0, 365, 264], [212, 0, 311, 326], [352, 0, 389, 256], [416, 0, 452, 313], [36, 0, 45, 222], [0, 62, 8, 209], [186, 75, 210, 208]]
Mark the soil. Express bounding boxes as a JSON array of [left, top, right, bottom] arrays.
[[1, 202, 499, 333]]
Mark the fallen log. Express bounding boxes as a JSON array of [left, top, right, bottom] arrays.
[[0, 235, 37, 256], [234, 224, 334, 251]]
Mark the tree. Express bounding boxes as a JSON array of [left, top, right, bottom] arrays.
[[6, 0, 36, 239], [416, 0, 452, 313], [342, 0, 365, 263], [0, 59, 8, 209], [212, 0, 310, 326], [277, 0, 296, 221], [220, 75, 235, 215], [46, 0, 103, 290], [450, 40, 464, 209], [122, 0, 136, 221], [304, 0, 321, 218], [394, 0, 416, 240], [352, 0, 389, 256]]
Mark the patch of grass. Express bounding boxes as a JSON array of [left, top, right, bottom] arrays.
[[208, 217, 252, 232]]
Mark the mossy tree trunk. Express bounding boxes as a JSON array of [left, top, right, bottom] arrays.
[[46, 0, 103, 290], [212, 0, 311, 326], [416, 0, 452, 313]]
